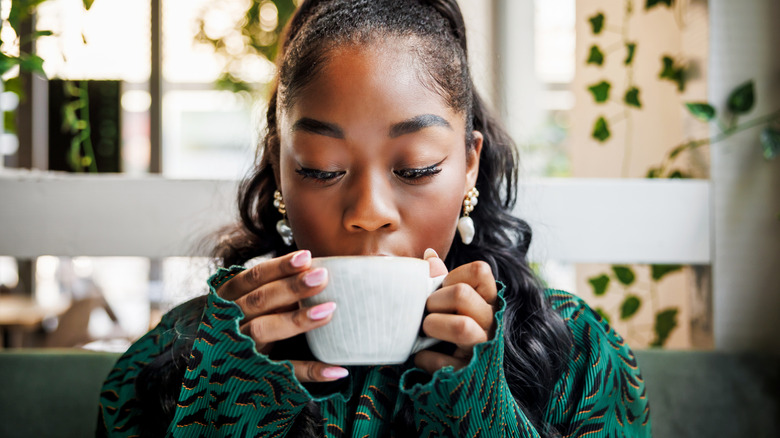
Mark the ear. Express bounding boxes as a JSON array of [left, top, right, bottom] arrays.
[[464, 130, 483, 193]]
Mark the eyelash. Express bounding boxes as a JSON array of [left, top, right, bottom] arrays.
[[294, 164, 442, 183]]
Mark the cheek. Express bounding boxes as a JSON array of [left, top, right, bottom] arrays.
[[405, 177, 465, 254]]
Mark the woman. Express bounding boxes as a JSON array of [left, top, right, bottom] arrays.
[[98, 1, 650, 436]]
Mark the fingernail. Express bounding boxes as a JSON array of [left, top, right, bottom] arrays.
[[308, 302, 336, 320], [291, 250, 311, 268], [322, 367, 349, 379], [303, 268, 327, 287], [423, 248, 439, 260]]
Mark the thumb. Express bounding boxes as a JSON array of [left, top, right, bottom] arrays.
[[423, 248, 448, 277]]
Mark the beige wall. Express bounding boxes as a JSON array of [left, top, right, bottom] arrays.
[[572, 0, 711, 349]]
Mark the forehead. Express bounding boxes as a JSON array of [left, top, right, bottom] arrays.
[[279, 40, 463, 129]]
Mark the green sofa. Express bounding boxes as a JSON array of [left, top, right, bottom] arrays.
[[0, 349, 778, 437]]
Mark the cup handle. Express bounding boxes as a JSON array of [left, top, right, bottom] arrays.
[[410, 274, 447, 354]]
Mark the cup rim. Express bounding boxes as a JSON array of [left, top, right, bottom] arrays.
[[310, 255, 426, 263]]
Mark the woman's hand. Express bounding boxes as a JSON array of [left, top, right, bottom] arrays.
[[216, 250, 349, 382], [415, 248, 498, 373]]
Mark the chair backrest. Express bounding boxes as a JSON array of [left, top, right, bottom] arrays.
[[0, 349, 777, 438], [0, 350, 120, 438], [0, 170, 710, 264]]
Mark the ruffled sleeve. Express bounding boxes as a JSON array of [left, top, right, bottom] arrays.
[[397, 286, 651, 437], [398, 282, 539, 436], [99, 266, 348, 437], [166, 266, 313, 436]]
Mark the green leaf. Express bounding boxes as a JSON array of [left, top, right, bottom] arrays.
[[588, 81, 611, 103], [625, 43, 636, 65], [0, 53, 20, 76], [646, 0, 674, 9], [612, 265, 636, 286], [8, 0, 46, 31], [620, 295, 642, 320], [651, 308, 678, 347], [588, 274, 610, 296], [19, 54, 46, 77], [587, 45, 605, 66], [592, 117, 611, 142], [589, 13, 605, 35], [595, 307, 611, 325], [760, 128, 780, 160], [668, 170, 689, 179], [624, 87, 642, 108], [651, 264, 683, 281], [83, 0, 95, 10], [4, 110, 17, 134], [685, 103, 716, 121], [9, 0, 24, 30], [646, 168, 660, 178], [659, 56, 686, 91], [33, 30, 54, 38], [727, 81, 755, 115]]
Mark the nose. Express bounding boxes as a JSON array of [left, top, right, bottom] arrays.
[[342, 170, 400, 232]]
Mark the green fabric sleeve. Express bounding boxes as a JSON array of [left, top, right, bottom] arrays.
[[165, 266, 315, 436], [399, 282, 539, 437], [544, 290, 651, 437], [398, 286, 652, 437]]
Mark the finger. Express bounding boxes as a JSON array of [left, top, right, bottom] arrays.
[[424, 248, 448, 277], [442, 261, 498, 305], [219, 250, 312, 301], [240, 302, 337, 345], [290, 360, 349, 383], [236, 268, 328, 321], [414, 350, 468, 374], [426, 284, 495, 330], [421, 313, 488, 347]]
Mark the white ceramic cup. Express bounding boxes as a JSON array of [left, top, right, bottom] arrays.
[[300, 256, 445, 365]]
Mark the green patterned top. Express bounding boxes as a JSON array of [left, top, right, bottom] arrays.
[[98, 266, 651, 437]]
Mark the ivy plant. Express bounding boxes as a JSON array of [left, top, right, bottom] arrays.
[[646, 80, 780, 178], [1, 0, 98, 171], [588, 264, 682, 347]]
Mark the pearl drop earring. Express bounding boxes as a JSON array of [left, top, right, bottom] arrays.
[[273, 190, 294, 246], [457, 187, 478, 245]]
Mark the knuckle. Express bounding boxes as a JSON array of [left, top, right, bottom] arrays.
[[245, 265, 267, 287], [306, 363, 319, 382], [470, 260, 492, 279], [452, 317, 471, 338], [244, 290, 268, 313], [291, 273, 308, 295], [452, 284, 472, 303], [434, 355, 450, 370], [249, 318, 270, 343], [291, 309, 309, 328]]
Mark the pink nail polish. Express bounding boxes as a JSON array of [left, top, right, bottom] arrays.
[[322, 367, 349, 379], [303, 268, 327, 287], [291, 250, 311, 268], [308, 302, 336, 320]]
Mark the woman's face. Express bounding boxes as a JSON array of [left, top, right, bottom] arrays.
[[277, 41, 482, 259]]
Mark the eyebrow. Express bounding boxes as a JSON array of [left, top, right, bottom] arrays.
[[389, 114, 452, 138], [291, 114, 452, 139], [292, 118, 345, 138]]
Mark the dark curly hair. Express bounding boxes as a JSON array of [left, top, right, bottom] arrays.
[[135, 1, 573, 436]]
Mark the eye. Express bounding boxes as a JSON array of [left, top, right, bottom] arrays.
[[295, 167, 345, 183], [393, 162, 442, 182]]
